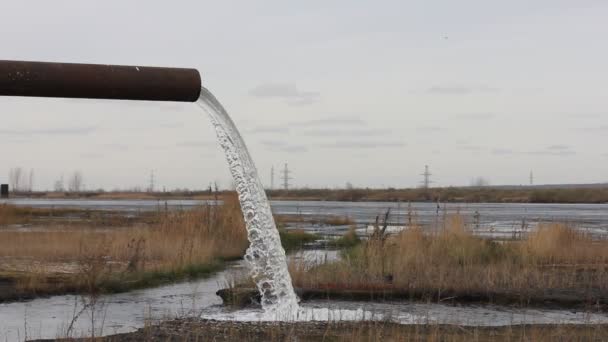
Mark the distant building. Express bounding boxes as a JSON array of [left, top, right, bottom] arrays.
[[1, 184, 8, 198]]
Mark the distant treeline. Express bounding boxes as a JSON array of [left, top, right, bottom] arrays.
[[13, 186, 608, 203], [266, 186, 608, 204]]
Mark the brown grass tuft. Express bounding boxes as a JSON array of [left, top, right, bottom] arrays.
[[292, 215, 608, 303]]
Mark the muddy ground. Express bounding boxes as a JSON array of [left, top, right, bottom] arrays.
[[29, 318, 608, 341]]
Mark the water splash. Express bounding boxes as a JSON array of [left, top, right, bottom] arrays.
[[197, 87, 299, 317]]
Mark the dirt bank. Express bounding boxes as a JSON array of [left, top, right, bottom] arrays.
[[30, 318, 608, 341]]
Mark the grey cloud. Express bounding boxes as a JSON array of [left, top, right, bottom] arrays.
[[143, 145, 170, 151], [565, 113, 602, 119], [103, 143, 129, 150], [249, 83, 320, 106], [583, 125, 608, 131], [260, 140, 308, 153], [457, 145, 484, 151], [159, 122, 185, 129], [427, 85, 500, 95], [417, 125, 442, 132], [547, 144, 570, 150], [296, 117, 365, 127], [80, 152, 104, 159], [525, 150, 576, 157], [492, 148, 514, 155], [453, 113, 495, 120], [301, 128, 389, 137], [176, 140, 216, 148], [318, 141, 405, 149], [0, 125, 99, 136], [245, 125, 290, 134]]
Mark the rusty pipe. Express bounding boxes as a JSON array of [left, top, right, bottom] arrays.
[[0, 60, 201, 102]]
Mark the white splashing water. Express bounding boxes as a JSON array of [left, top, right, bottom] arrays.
[[197, 87, 299, 318]]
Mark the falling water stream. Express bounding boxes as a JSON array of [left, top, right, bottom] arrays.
[[196, 87, 299, 318]]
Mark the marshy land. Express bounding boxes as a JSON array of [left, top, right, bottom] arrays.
[[2, 194, 608, 341]]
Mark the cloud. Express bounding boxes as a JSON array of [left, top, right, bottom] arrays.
[[492, 148, 514, 155], [581, 125, 608, 132], [159, 122, 185, 129], [453, 113, 495, 120], [524, 145, 576, 156], [176, 140, 216, 148], [249, 83, 320, 105], [245, 125, 290, 134], [546, 144, 570, 150], [102, 143, 129, 150], [79, 152, 104, 159], [296, 117, 366, 127], [427, 85, 500, 95], [260, 140, 308, 153], [525, 150, 576, 156], [0, 125, 99, 136], [457, 145, 484, 151], [318, 141, 405, 149], [564, 113, 602, 119], [417, 125, 442, 132], [301, 128, 389, 137]]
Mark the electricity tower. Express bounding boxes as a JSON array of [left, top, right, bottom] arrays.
[[529, 170, 534, 186], [282, 163, 292, 191], [270, 165, 275, 190], [420, 165, 432, 189], [148, 170, 155, 192]]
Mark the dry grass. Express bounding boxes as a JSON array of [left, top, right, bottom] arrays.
[[321, 216, 355, 226], [267, 186, 608, 203], [0, 195, 248, 296], [291, 215, 608, 303]]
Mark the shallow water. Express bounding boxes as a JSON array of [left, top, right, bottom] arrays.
[[202, 300, 608, 326], [4, 199, 607, 236], [0, 262, 245, 341], [2, 251, 608, 340]]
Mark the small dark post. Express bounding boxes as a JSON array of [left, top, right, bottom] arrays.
[[0, 184, 8, 198]]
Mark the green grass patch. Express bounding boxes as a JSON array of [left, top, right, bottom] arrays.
[[329, 227, 361, 249], [100, 261, 225, 293], [279, 229, 320, 252]]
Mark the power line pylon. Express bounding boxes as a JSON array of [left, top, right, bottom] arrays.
[[420, 165, 432, 189], [270, 165, 275, 190], [148, 169, 155, 192], [282, 163, 292, 191], [529, 170, 534, 186]]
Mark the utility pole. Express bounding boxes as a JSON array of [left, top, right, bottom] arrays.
[[148, 169, 155, 192], [420, 165, 432, 189], [282, 163, 292, 191], [271, 165, 275, 190], [529, 170, 534, 186]]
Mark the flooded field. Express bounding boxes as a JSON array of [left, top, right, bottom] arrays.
[[4, 198, 608, 237], [2, 198, 608, 340], [3, 251, 608, 341]]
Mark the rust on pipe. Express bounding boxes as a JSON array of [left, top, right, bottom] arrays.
[[0, 60, 201, 102]]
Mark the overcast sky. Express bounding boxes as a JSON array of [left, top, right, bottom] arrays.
[[1, 1, 607, 190]]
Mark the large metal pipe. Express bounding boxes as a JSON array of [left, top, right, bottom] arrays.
[[0, 60, 201, 102]]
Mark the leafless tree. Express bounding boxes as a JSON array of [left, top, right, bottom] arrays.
[[68, 171, 84, 193], [27, 169, 34, 192], [470, 176, 490, 188], [54, 175, 65, 192], [8, 167, 24, 192]]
